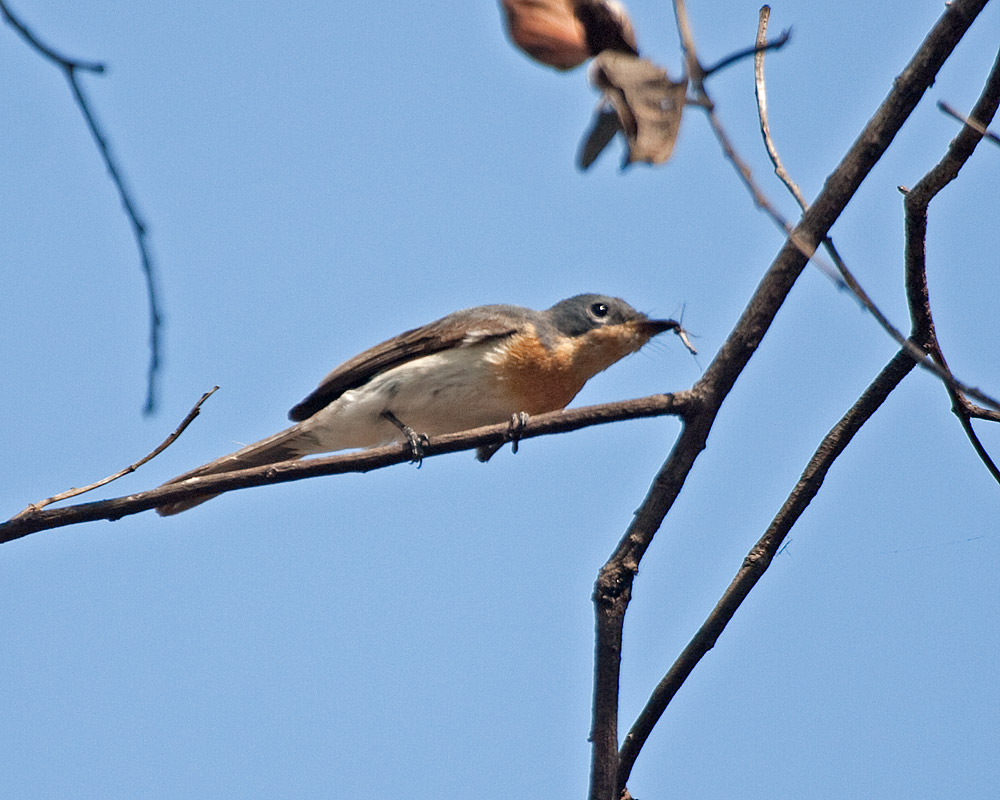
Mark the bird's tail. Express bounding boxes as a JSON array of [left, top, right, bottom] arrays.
[[155, 423, 321, 516]]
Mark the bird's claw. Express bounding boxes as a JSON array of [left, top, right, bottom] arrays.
[[382, 410, 429, 466], [407, 430, 430, 466], [507, 411, 530, 455]]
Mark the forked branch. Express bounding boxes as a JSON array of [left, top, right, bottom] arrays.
[[589, 2, 993, 798]]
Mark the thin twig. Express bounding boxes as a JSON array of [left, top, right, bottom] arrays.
[[1, 0, 164, 414], [754, 7, 809, 208], [672, 0, 703, 83], [0, 1, 104, 72], [713, 5, 1000, 413], [701, 85, 848, 285], [964, 401, 1000, 424], [938, 100, 1000, 146], [703, 26, 790, 78], [12, 387, 219, 519]]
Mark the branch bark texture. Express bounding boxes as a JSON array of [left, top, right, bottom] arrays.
[[1, 393, 694, 545], [589, 2, 992, 798]]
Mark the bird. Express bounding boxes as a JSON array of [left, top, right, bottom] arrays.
[[498, 0, 638, 71], [155, 294, 677, 515]]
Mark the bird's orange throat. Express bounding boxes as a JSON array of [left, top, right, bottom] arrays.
[[490, 322, 653, 414]]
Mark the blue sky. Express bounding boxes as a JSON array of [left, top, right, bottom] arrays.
[[3, 1, 999, 797]]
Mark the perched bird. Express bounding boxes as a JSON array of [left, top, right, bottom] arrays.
[[499, 0, 638, 70], [156, 294, 677, 515]]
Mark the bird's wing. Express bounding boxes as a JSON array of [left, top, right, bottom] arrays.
[[287, 309, 522, 421]]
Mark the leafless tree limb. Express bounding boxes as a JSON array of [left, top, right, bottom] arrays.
[[11, 387, 219, 520], [764, 9, 1000, 415], [728, 4, 1000, 414], [588, 2, 992, 798], [0, 391, 696, 545], [1, 0, 163, 414], [616, 348, 918, 789], [615, 51, 1000, 776], [904, 47, 1000, 482]]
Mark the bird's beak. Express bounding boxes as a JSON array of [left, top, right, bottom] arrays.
[[636, 318, 679, 336]]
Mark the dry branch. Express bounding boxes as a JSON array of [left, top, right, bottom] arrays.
[[616, 349, 918, 787], [588, 2, 993, 798], [904, 48, 1000, 482], [615, 53, 1000, 775], [12, 388, 218, 519], [0, 392, 696, 545]]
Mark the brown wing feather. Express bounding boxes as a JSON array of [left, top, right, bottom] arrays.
[[287, 307, 526, 422]]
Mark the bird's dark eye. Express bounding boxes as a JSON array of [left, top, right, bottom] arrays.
[[590, 302, 609, 319]]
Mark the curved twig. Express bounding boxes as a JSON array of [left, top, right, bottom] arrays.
[[904, 47, 1000, 483], [12, 387, 219, 519], [1, 0, 163, 414], [754, 7, 808, 208]]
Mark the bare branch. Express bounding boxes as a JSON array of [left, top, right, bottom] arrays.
[[1, 0, 164, 414], [0, 0, 104, 72], [616, 55, 1000, 760], [671, 0, 703, 84], [589, 2, 991, 797], [965, 403, 1000, 424], [617, 348, 918, 788], [754, 6, 809, 209], [904, 47, 1000, 483], [12, 387, 219, 519], [0, 391, 697, 544]]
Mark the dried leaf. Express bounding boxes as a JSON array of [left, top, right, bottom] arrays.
[[581, 51, 688, 168], [578, 108, 622, 169]]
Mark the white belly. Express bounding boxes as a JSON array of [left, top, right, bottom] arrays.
[[301, 344, 519, 451]]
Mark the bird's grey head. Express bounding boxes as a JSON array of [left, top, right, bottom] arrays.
[[546, 294, 648, 337]]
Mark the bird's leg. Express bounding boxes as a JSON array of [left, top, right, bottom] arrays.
[[507, 411, 530, 455], [381, 410, 429, 465], [476, 411, 530, 463]]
